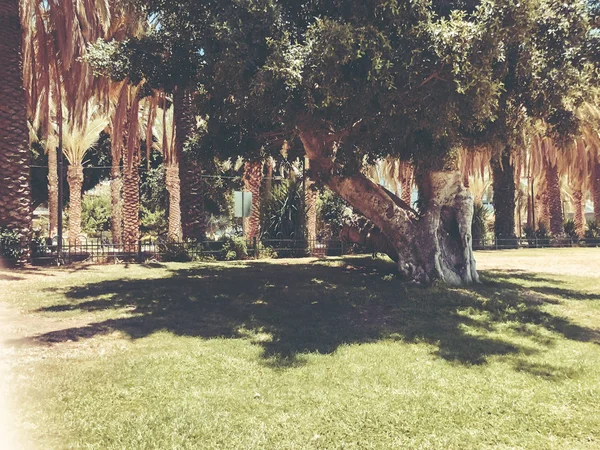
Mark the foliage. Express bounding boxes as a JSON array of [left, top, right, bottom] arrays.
[[317, 188, 348, 239], [563, 219, 580, 241], [525, 221, 552, 247], [221, 235, 248, 261], [158, 240, 194, 262], [81, 188, 111, 237], [0, 227, 22, 260], [140, 160, 169, 237], [472, 202, 490, 247], [584, 220, 600, 243], [261, 177, 305, 239]]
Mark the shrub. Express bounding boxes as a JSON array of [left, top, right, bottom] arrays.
[[0, 228, 21, 260], [221, 236, 248, 260], [584, 221, 600, 245], [158, 240, 198, 262], [472, 202, 490, 248], [563, 219, 579, 241]]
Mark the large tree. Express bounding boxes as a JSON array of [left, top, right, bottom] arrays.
[[115, 0, 592, 284], [0, 0, 33, 257]]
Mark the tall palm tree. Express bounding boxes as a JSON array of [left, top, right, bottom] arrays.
[[562, 138, 590, 237], [304, 158, 318, 243], [62, 111, 109, 245], [0, 0, 33, 259], [121, 92, 142, 252], [152, 99, 182, 241], [243, 160, 263, 240]]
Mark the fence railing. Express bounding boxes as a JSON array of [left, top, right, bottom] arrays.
[[1, 237, 362, 266], [473, 237, 600, 250], [1, 236, 599, 266]]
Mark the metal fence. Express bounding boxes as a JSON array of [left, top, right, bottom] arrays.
[[1, 235, 599, 266], [1, 237, 360, 266], [473, 237, 600, 250]]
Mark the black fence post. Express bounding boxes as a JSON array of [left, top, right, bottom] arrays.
[[138, 239, 142, 263]]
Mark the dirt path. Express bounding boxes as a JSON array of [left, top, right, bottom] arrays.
[[0, 302, 28, 450], [0, 301, 99, 450]]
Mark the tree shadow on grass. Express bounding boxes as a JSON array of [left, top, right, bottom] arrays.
[[25, 257, 600, 371]]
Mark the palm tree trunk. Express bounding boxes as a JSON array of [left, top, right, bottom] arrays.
[[243, 160, 262, 240], [593, 154, 600, 224], [165, 163, 182, 241], [174, 86, 206, 240], [67, 164, 84, 246], [48, 145, 59, 237], [122, 149, 140, 252], [491, 147, 516, 242], [110, 163, 123, 244], [305, 179, 318, 243], [545, 161, 563, 236], [0, 0, 33, 260], [573, 189, 584, 237]]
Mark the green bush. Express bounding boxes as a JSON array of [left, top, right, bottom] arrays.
[[563, 219, 579, 241], [471, 202, 490, 248], [584, 221, 600, 245], [221, 236, 248, 260], [0, 228, 21, 260], [158, 240, 195, 262], [82, 192, 111, 237], [261, 177, 305, 239], [317, 188, 348, 239]]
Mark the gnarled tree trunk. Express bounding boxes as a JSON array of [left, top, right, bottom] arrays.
[[243, 160, 262, 240], [491, 148, 516, 242], [165, 163, 182, 241], [0, 0, 33, 262], [299, 126, 478, 285], [67, 164, 83, 246]]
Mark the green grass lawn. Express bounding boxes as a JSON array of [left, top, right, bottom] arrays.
[[1, 250, 600, 449]]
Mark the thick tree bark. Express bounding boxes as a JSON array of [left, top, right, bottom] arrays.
[[491, 148, 516, 241], [593, 154, 600, 224], [122, 149, 140, 253], [0, 0, 33, 261], [67, 164, 83, 246], [110, 163, 123, 244], [174, 86, 206, 240], [299, 126, 478, 285], [165, 163, 182, 241], [243, 160, 262, 240], [544, 161, 563, 236], [48, 145, 59, 237], [573, 189, 584, 238]]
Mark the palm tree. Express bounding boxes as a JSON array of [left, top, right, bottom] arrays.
[[562, 138, 590, 237], [0, 0, 33, 259], [303, 158, 318, 243], [152, 99, 182, 241], [242, 160, 263, 240], [62, 111, 109, 246], [121, 92, 142, 252]]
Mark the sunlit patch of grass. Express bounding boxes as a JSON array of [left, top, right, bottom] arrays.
[[2, 251, 600, 449]]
